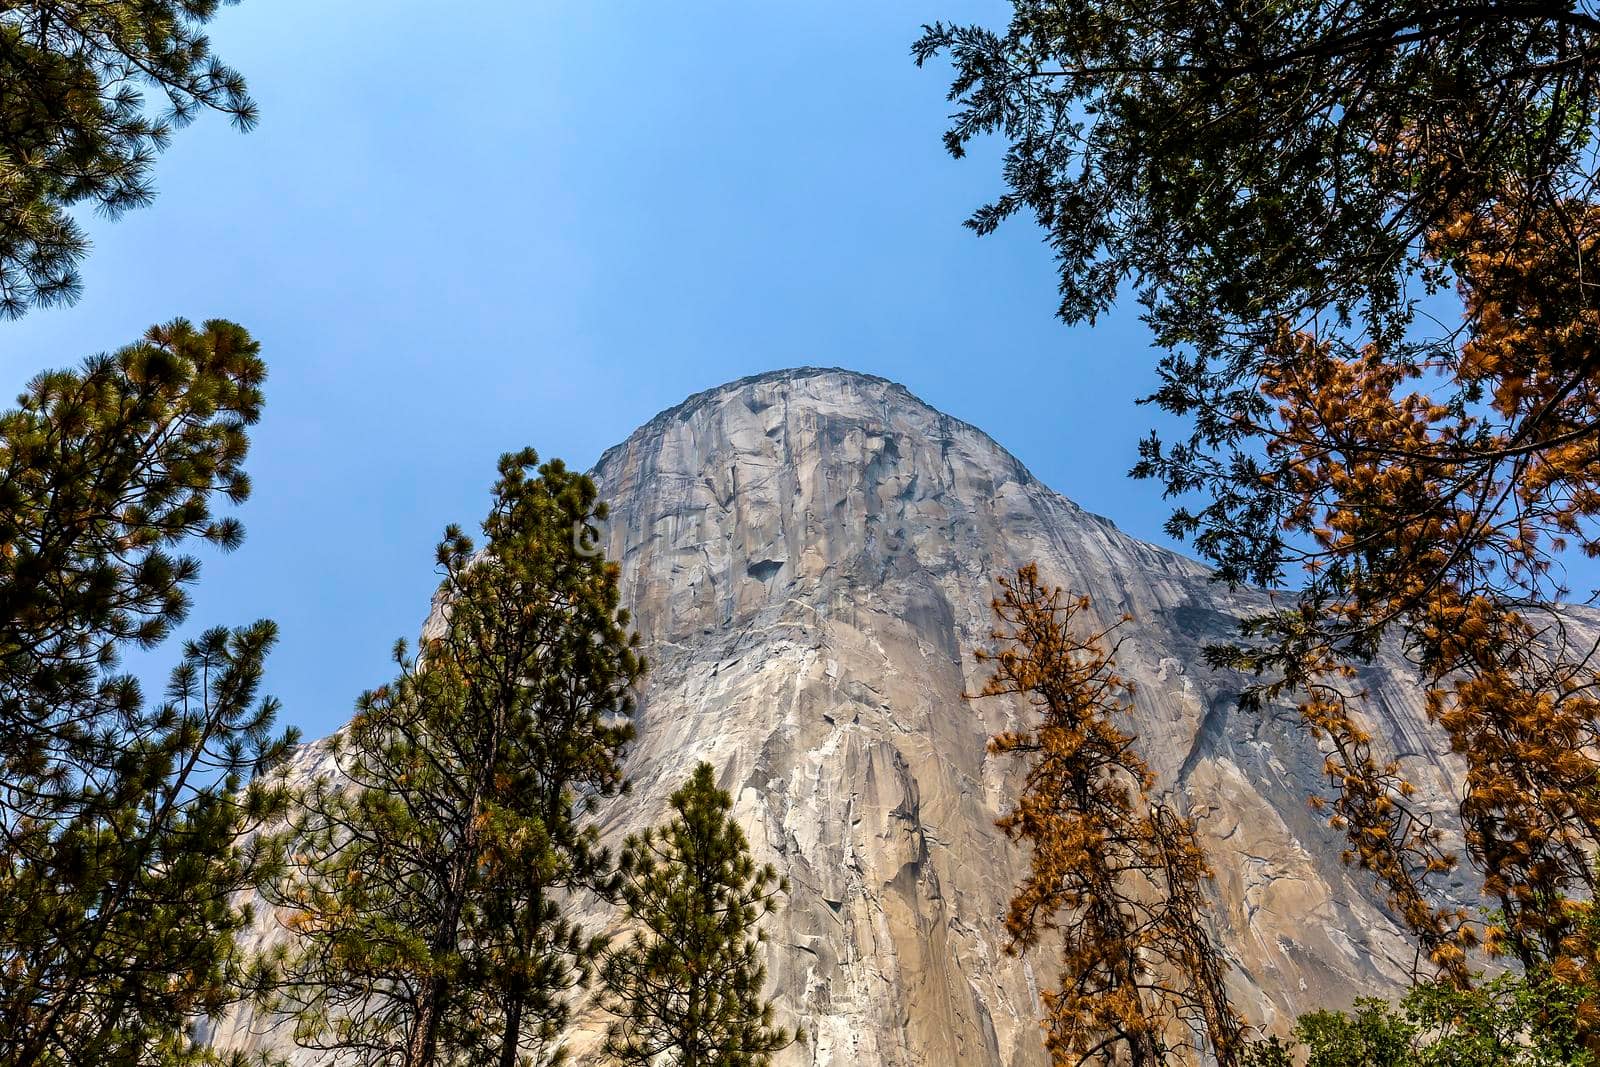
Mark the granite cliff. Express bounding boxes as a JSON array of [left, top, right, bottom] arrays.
[[218, 368, 1471, 1064]]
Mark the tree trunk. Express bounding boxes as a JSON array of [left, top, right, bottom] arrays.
[[406, 974, 448, 1067], [497, 993, 524, 1067], [407, 867, 468, 1067], [1128, 1025, 1164, 1067], [408, 743, 491, 1067], [496, 878, 545, 1067]]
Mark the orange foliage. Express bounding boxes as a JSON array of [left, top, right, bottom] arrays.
[[1251, 191, 1600, 997], [976, 565, 1243, 1066]]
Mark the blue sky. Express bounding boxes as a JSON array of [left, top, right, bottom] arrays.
[[3, 1, 1249, 739]]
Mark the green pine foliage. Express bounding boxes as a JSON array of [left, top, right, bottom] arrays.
[[1, 625, 296, 1067], [1239, 975, 1595, 1067], [913, 3, 1600, 385], [0, 1, 257, 317], [0, 321, 298, 1065], [601, 762, 798, 1067], [0, 320, 264, 821], [272, 449, 642, 1067], [270, 642, 485, 1067]]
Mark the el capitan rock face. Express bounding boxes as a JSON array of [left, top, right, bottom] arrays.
[[219, 368, 1471, 1064]]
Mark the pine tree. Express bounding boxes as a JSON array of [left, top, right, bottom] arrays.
[[1, 1, 258, 317], [273, 450, 642, 1067], [600, 762, 798, 1067], [467, 453, 641, 1067], [0, 320, 299, 1065], [975, 565, 1242, 1067], [0, 319, 264, 825], [270, 641, 480, 1067], [0, 625, 296, 1067]]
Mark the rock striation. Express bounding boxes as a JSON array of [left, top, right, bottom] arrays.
[[220, 368, 1475, 1065]]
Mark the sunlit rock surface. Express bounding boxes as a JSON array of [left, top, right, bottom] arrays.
[[219, 368, 1469, 1064]]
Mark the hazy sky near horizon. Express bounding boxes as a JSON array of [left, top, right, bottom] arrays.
[[0, 1, 1411, 739]]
